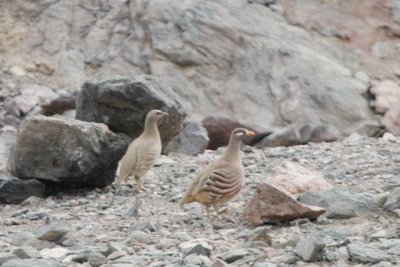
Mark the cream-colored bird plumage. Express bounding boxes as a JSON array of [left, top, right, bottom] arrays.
[[180, 128, 255, 217], [114, 109, 168, 191]]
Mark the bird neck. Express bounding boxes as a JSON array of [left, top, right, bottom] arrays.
[[143, 118, 160, 138], [222, 136, 242, 161]]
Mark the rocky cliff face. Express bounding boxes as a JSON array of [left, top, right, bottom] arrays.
[[2, 0, 399, 138]]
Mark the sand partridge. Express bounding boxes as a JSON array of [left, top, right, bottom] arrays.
[[180, 128, 255, 217], [114, 109, 168, 191]]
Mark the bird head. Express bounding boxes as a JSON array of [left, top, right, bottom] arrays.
[[146, 109, 169, 122], [231, 128, 256, 140]]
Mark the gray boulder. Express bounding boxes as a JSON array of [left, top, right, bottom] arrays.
[[347, 243, 392, 264], [76, 76, 186, 145], [0, 175, 45, 204], [295, 236, 325, 262], [298, 189, 380, 219], [10, 116, 127, 187], [164, 122, 209, 155]]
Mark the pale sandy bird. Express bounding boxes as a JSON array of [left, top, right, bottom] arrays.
[[180, 128, 255, 218], [114, 109, 169, 191]]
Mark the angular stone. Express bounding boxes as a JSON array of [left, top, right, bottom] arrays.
[[179, 239, 213, 255], [245, 227, 272, 245], [187, 243, 213, 257], [76, 76, 186, 144], [2, 259, 61, 267], [88, 252, 107, 267], [41, 90, 76, 116], [219, 248, 250, 264], [35, 222, 68, 242], [131, 220, 157, 232], [295, 237, 325, 262], [244, 183, 326, 225], [299, 189, 380, 219], [265, 160, 332, 197], [40, 247, 70, 259], [347, 243, 392, 264], [164, 122, 209, 155], [383, 187, 400, 212], [0, 175, 45, 204], [13, 246, 41, 259], [10, 116, 127, 187], [125, 231, 153, 245]]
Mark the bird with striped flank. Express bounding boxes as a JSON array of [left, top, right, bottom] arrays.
[[180, 128, 255, 218]]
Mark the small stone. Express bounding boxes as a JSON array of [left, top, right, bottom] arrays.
[[35, 222, 68, 242], [13, 246, 41, 259], [347, 243, 391, 264], [125, 231, 153, 245], [295, 237, 325, 262], [40, 247, 69, 259], [88, 252, 107, 267], [2, 259, 61, 267], [179, 239, 213, 255], [155, 238, 180, 250], [171, 231, 194, 242], [374, 191, 390, 206], [184, 254, 212, 266], [219, 248, 250, 263], [131, 220, 157, 232], [187, 243, 213, 257], [107, 251, 127, 261], [245, 227, 272, 245]]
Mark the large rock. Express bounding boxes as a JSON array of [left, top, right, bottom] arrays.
[[255, 122, 339, 147], [265, 160, 332, 197], [347, 243, 392, 264], [369, 80, 400, 114], [383, 187, 400, 212], [244, 183, 326, 225], [76, 76, 186, 144], [0, 175, 45, 204], [2, 0, 375, 138], [164, 122, 209, 155], [382, 106, 400, 136], [10, 116, 127, 187], [0, 127, 17, 172], [298, 189, 380, 219]]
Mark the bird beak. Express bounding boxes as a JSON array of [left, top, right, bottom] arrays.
[[161, 112, 169, 117], [245, 130, 256, 136]]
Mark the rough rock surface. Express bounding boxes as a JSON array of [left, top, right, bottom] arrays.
[[0, 127, 17, 172], [1, 136, 400, 266], [265, 160, 332, 197], [382, 106, 400, 136], [76, 76, 186, 144], [243, 182, 326, 225], [299, 188, 380, 219], [164, 122, 209, 156], [369, 80, 400, 114], [0, 0, 380, 138], [0, 175, 45, 204], [10, 116, 128, 187]]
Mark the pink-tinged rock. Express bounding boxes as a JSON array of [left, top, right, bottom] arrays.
[[369, 80, 400, 114], [266, 160, 333, 197], [244, 183, 326, 225], [382, 106, 400, 136]]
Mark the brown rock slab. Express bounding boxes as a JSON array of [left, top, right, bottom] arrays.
[[266, 160, 333, 197], [244, 183, 326, 225]]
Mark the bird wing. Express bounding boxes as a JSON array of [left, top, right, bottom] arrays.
[[181, 159, 244, 205]]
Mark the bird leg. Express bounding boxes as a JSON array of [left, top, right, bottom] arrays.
[[135, 176, 148, 192], [205, 204, 210, 219], [213, 203, 220, 217]]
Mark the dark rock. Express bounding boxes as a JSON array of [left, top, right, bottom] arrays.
[[10, 116, 128, 187], [255, 122, 338, 148], [298, 188, 380, 219], [164, 122, 209, 155], [2, 259, 61, 267], [0, 127, 17, 172], [35, 221, 68, 242], [383, 187, 400, 212], [187, 243, 213, 257], [0, 175, 45, 204], [244, 183, 326, 225], [201, 116, 260, 149], [347, 243, 391, 264], [75, 76, 186, 145], [295, 236, 325, 262], [41, 90, 76, 116]]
